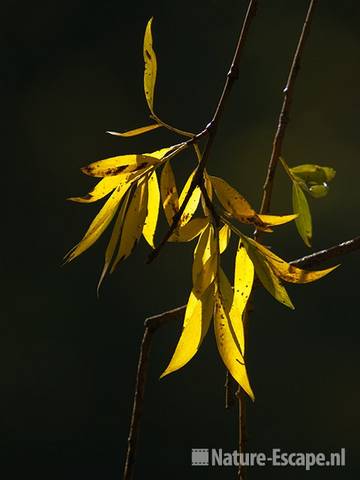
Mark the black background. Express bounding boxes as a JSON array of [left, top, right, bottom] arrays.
[[2, 0, 360, 478]]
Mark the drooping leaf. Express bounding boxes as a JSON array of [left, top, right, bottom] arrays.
[[97, 189, 132, 294], [82, 147, 174, 178], [178, 169, 201, 226], [169, 217, 208, 242], [210, 176, 256, 220], [106, 124, 161, 137], [292, 181, 312, 247], [160, 283, 215, 378], [64, 182, 131, 263], [143, 17, 157, 113], [160, 160, 179, 225], [111, 178, 149, 271], [219, 224, 231, 254], [143, 170, 160, 248], [192, 224, 217, 297], [243, 236, 339, 284], [257, 213, 298, 227], [214, 270, 254, 400], [231, 240, 254, 354], [241, 237, 294, 309], [67, 175, 125, 203]]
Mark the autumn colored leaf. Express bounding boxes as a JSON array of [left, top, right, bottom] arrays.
[[160, 284, 215, 378], [106, 124, 161, 137], [169, 217, 208, 242], [160, 160, 179, 225], [214, 269, 254, 400], [219, 224, 231, 254], [192, 224, 217, 297], [211, 175, 255, 220], [67, 175, 127, 203], [143, 17, 157, 113], [143, 170, 160, 248], [178, 169, 201, 227], [292, 181, 312, 247]]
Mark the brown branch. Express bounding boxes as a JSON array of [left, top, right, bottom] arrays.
[[147, 0, 257, 264], [124, 233, 359, 479], [123, 306, 185, 480], [259, 0, 317, 215]]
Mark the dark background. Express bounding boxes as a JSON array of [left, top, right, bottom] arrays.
[[2, 0, 360, 478]]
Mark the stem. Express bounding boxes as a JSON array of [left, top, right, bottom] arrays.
[[147, 0, 257, 264], [259, 0, 317, 215], [123, 306, 185, 480]]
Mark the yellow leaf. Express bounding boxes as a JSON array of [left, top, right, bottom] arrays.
[[178, 169, 201, 226], [106, 124, 161, 137], [257, 213, 298, 227], [169, 217, 208, 242], [192, 224, 217, 297], [67, 175, 125, 203], [160, 284, 215, 378], [241, 237, 294, 309], [97, 189, 131, 294], [292, 182, 312, 247], [160, 160, 179, 225], [214, 270, 254, 400], [64, 182, 131, 263], [81, 147, 174, 178], [231, 240, 254, 354], [143, 170, 160, 248], [210, 176, 256, 221], [111, 178, 149, 271], [143, 17, 157, 113], [219, 224, 231, 254], [244, 236, 338, 284]]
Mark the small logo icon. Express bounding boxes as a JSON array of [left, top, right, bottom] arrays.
[[192, 448, 209, 466]]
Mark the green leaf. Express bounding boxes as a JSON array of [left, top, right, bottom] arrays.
[[292, 182, 312, 247], [290, 164, 336, 184]]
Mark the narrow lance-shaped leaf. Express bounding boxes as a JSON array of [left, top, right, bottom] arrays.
[[211, 175, 255, 221], [219, 224, 231, 254], [214, 269, 254, 400], [67, 175, 126, 203], [106, 124, 161, 137], [143, 17, 157, 113], [160, 160, 179, 225], [231, 240, 254, 354], [192, 224, 217, 297], [241, 237, 294, 309], [143, 170, 160, 248], [243, 235, 339, 284], [97, 189, 132, 294], [169, 217, 209, 242], [292, 181, 312, 247], [178, 169, 201, 227], [111, 178, 149, 271], [64, 182, 131, 263], [82, 146, 175, 178], [160, 283, 215, 378]]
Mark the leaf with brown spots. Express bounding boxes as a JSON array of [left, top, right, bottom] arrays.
[[143, 170, 160, 248], [178, 169, 201, 227], [160, 160, 179, 225], [143, 17, 157, 113]]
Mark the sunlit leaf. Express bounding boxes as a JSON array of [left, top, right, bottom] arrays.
[[241, 237, 294, 309], [257, 213, 298, 227], [219, 224, 231, 254], [231, 240, 254, 354], [97, 189, 132, 294], [143, 170, 160, 248], [169, 217, 209, 242], [243, 236, 339, 284], [210, 176, 255, 220], [67, 175, 125, 203], [178, 169, 201, 226], [106, 124, 161, 137], [111, 178, 149, 271], [160, 160, 179, 225], [292, 182, 312, 247], [64, 182, 131, 263], [160, 283, 215, 378], [192, 224, 217, 297], [143, 17, 157, 113], [82, 147, 174, 178], [214, 269, 254, 400]]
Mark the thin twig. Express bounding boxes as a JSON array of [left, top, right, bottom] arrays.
[[123, 306, 185, 480], [124, 234, 359, 479], [147, 0, 257, 264], [259, 0, 317, 215]]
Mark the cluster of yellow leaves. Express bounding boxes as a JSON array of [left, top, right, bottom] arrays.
[[66, 18, 339, 400], [280, 157, 336, 247]]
